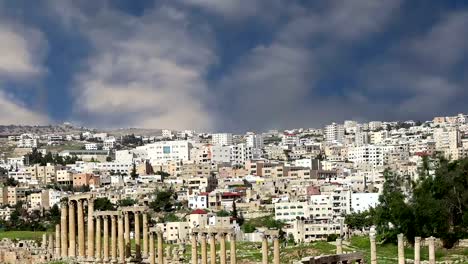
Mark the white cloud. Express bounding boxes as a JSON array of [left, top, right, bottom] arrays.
[[0, 23, 47, 78], [0, 90, 49, 125], [72, 6, 217, 130]]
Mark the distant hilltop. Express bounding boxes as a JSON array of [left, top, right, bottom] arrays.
[[0, 124, 94, 136]]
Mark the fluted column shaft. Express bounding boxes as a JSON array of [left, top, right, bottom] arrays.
[[69, 201, 76, 257], [143, 213, 148, 258], [55, 224, 61, 258], [220, 233, 227, 264], [191, 233, 198, 264], [230, 233, 237, 264], [209, 233, 216, 264], [157, 231, 163, 264], [60, 201, 68, 257], [96, 216, 102, 261], [124, 212, 130, 258], [77, 199, 85, 258], [414, 237, 421, 264], [87, 199, 95, 260], [135, 212, 141, 259], [111, 215, 117, 262], [48, 233, 54, 255], [118, 215, 125, 263], [200, 233, 208, 264], [103, 216, 109, 262], [261, 235, 268, 264]]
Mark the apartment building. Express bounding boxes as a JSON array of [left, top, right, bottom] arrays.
[[325, 123, 345, 143], [139, 140, 191, 165], [211, 133, 233, 146]]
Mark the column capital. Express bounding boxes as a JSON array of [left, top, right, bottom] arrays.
[[68, 200, 75, 206], [61, 200, 68, 207], [415, 237, 421, 242]]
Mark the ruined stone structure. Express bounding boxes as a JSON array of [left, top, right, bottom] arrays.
[[190, 227, 238, 264]]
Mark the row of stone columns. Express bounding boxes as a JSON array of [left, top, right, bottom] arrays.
[[261, 232, 280, 264], [369, 233, 436, 264], [190, 228, 238, 264]]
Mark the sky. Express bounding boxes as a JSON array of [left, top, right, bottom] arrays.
[[0, 0, 468, 132]]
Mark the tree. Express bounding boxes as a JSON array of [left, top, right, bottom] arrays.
[[5, 177, 18, 187], [149, 189, 175, 212], [94, 198, 116, 211], [118, 198, 137, 207], [345, 210, 374, 231], [216, 210, 230, 217], [130, 162, 138, 179]]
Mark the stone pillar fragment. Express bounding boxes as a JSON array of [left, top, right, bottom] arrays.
[[414, 237, 421, 264], [124, 212, 130, 258], [48, 233, 54, 254], [261, 234, 268, 264], [428, 237, 436, 264], [42, 233, 47, 249], [336, 238, 343, 254], [370, 233, 377, 264], [397, 233, 405, 264], [60, 201, 68, 257]]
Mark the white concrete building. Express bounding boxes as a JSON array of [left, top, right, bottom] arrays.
[[212, 133, 233, 146], [85, 143, 98, 150], [275, 201, 310, 222], [138, 140, 191, 165], [348, 145, 384, 168], [246, 134, 264, 149], [325, 123, 345, 143], [351, 193, 379, 213]]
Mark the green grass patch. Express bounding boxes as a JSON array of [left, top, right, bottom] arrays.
[[0, 231, 49, 242]]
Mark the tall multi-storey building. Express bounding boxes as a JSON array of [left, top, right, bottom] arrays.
[[325, 123, 345, 143], [246, 134, 264, 149], [211, 133, 233, 146], [433, 127, 460, 151], [347, 145, 384, 168]]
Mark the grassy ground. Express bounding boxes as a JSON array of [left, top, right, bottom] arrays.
[[0, 231, 464, 264], [0, 230, 50, 242]]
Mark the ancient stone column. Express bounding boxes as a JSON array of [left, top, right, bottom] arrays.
[[87, 199, 95, 260], [336, 238, 343, 254], [414, 237, 421, 264], [143, 213, 148, 259], [200, 233, 208, 264], [428, 237, 435, 264], [60, 201, 68, 257], [124, 211, 130, 258], [261, 234, 268, 264], [150, 233, 155, 264], [273, 235, 280, 264], [77, 199, 85, 258], [118, 214, 125, 263], [48, 233, 54, 254], [103, 216, 109, 262], [219, 233, 227, 264], [42, 233, 47, 249], [135, 211, 141, 259], [157, 230, 163, 264], [55, 224, 61, 258], [370, 233, 377, 264], [209, 233, 216, 264], [230, 233, 237, 264], [111, 215, 117, 262], [69, 200, 76, 257], [397, 233, 404, 264], [191, 232, 198, 264], [96, 216, 102, 261]]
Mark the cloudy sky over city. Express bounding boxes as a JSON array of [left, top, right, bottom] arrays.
[[0, 0, 468, 131]]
